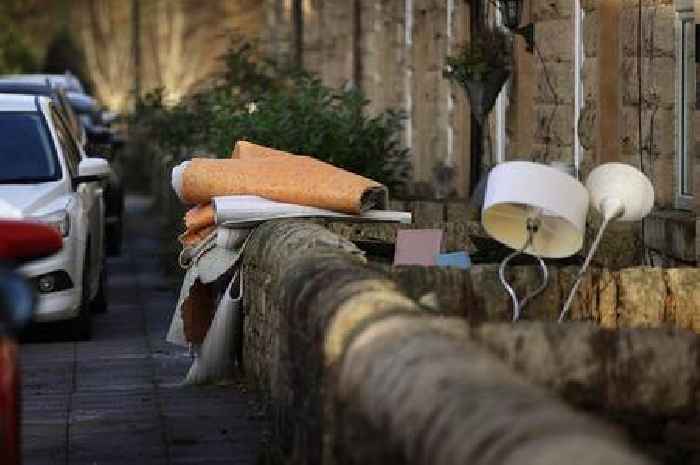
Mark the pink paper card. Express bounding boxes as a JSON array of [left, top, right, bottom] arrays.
[[393, 229, 444, 266]]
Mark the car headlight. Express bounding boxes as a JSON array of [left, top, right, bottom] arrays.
[[34, 210, 70, 237]]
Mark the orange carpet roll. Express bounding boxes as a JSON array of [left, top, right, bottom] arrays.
[[185, 204, 216, 232], [180, 142, 387, 214]]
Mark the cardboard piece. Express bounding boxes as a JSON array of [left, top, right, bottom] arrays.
[[436, 251, 471, 270], [393, 229, 444, 266]]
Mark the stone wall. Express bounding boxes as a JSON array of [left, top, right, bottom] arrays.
[[240, 219, 700, 465], [390, 264, 700, 334]]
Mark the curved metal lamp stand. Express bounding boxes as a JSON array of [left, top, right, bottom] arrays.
[[498, 219, 549, 321]]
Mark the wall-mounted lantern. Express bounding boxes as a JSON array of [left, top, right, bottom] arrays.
[[497, 0, 535, 53]]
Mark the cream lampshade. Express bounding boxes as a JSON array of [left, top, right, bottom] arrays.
[[482, 161, 590, 258]]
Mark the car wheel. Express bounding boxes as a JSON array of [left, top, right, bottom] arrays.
[[90, 265, 108, 314], [68, 255, 92, 341]]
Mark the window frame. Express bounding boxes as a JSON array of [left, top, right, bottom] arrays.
[[49, 104, 81, 179], [674, 9, 695, 210]]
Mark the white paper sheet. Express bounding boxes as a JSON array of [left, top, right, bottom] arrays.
[[213, 195, 411, 226]]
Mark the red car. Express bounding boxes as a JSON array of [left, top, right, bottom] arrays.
[[0, 220, 63, 465]]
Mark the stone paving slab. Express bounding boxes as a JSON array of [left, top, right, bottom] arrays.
[[21, 195, 266, 464]]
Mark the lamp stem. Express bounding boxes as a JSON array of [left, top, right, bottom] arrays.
[[558, 215, 612, 323], [499, 218, 549, 322]]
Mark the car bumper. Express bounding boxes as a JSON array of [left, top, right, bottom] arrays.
[[18, 238, 82, 323]]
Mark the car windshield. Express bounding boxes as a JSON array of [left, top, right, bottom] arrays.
[[0, 113, 59, 183]]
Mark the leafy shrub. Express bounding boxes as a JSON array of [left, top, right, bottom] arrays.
[[130, 37, 410, 192]]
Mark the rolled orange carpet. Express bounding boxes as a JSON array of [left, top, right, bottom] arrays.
[[178, 141, 387, 214], [185, 204, 215, 232]]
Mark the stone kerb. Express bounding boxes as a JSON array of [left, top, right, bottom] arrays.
[[241, 220, 653, 465]]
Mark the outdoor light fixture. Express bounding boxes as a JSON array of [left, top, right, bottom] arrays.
[[497, 0, 535, 53], [558, 163, 654, 322], [482, 162, 589, 321]]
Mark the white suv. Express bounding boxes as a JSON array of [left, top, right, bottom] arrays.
[[0, 94, 110, 340]]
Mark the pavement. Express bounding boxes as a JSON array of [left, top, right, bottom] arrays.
[[20, 195, 266, 465]]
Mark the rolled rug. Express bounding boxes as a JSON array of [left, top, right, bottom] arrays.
[[173, 142, 388, 214], [185, 203, 215, 232]]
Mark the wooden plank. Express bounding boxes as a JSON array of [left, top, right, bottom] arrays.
[[411, 0, 449, 193]]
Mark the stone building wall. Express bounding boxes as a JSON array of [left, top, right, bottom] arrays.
[[262, 0, 473, 198]]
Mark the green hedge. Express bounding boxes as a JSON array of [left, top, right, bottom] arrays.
[[129, 38, 410, 192]]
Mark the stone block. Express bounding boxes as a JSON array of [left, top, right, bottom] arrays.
[[443, 221, 476, 252], [596, 269, 618, 329], [642, 5, 675, 58], [530, 143, 574, 165], [445, 201, 468, 223], [531, 0, 573, 21], [652, 154, 677, 209], [582, 58, 599, 102], [534, 104, 575, 146], [664, 268, 700, 332], [411, 200, 444, 228], [468, 264, 511, 322], [621, 0, 674, 7], [580, 0, 600, 11], [621, 5, 675, 58], [620, 9, 640, 57], [559, 266, 599, 322], [619, 106, 674, 160], [644, 210, 697, 262], [535, 20, 574, 62], [535, 61, 574, 105], [582, 10, 600, 58], [615, 267, 666, 328], [578, 98, 598, 151], [621, 57, 675, 109], [509, 265, 562, 322]]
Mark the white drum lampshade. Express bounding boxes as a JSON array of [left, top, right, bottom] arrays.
[[482, 161, 590, 258]]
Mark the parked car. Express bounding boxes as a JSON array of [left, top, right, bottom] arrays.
[[0, 219, 63, 465], [1, 71, 86, 94], [0, 74, 125, 256], [64, 92, 124, 256], [0, 94, 111, 340], [0, 79, 86, 147]]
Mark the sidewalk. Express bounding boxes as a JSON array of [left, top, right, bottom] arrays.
[[21, 195, 266, 465]]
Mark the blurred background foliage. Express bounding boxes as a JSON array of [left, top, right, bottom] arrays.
[[0, 15, 37, 74], [127, 38, 410, 193]]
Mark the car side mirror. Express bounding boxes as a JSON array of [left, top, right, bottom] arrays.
[[74, 158, 110, 185]]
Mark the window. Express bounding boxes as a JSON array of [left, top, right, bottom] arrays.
[[51, 106, 81, 178], [0, 112, 60, 183], [675, 9, 695, 209]]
